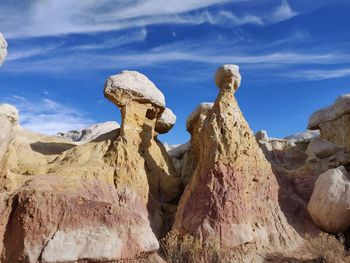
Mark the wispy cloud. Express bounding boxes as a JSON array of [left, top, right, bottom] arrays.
[[267, 0, 297, 23], [0, 0, 233, 39], [4, 95, 93, 135], [291, 68, 350, 81], [70, 28, 148, 51]]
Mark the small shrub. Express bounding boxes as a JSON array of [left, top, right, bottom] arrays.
[[306, 232, 350, 263], [160, 230, 232, 263]]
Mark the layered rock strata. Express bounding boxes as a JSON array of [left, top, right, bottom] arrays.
[[0, 70, 182, 262], [173, 65, 300, 256]]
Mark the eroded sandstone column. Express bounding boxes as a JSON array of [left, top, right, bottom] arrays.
[[104, 70, 166, 204], [173, 65, 300, 256], [104, 70, 182, 238]]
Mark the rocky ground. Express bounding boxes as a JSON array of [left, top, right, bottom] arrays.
[[1, 33, 350, 263]]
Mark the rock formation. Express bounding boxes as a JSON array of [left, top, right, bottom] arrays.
[[308, 94, 350, 150], [0, 104, 19, 188], [54, 121, 120, 143], [0, 70, 183, 262], [155, 108, 176, 134], [104, 70, 182, 238], [0, 33, 7, 65], [308, 166, 350, 233], [173, 65, 300, 258]]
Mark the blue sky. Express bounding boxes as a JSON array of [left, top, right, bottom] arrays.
[[0, 0, 350, 144]]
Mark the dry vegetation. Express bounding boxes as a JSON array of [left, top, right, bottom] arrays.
[[161, 231, 350, 263], [306, 233, 350, 263], [160, 230, 234, 263]]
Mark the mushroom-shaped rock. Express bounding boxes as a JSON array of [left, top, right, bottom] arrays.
[[173, 65, 300, 253], [104, 70, 165, 108], [215, 64, 241, 91], [308, 166, 350, 233], [0, 33, 7, 65], [104, 70, 182, 238], [155, 108, 176, 134], [308, 94, 350, 150]]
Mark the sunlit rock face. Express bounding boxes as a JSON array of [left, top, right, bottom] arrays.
[[0, 70, 183, 262], [173, 65, 301, 258], [308, 166, 350, 233], [308, 94, 350, 151], [0, 33, 7, 65]]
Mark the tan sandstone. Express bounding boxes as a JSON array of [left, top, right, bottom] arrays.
[[173, 65, 301, 260]]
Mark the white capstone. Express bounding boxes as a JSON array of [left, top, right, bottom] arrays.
[[308, 94, 350, 129], [155, 108, 176, 134], [186, 102, 213, 130], [104, 70, 165, 108], [0, 32, 7, 65], [215, 64, 241, 90]]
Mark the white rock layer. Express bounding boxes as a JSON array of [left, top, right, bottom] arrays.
[[186, 102, 213, 130], [308, 94, 350, 129], [155, 108, 176, 134], [104, 70, 165, 108], [54, 121, 119, 143], [0, 104, 19, 124]]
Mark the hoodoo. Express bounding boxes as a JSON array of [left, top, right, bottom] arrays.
[[173, 65, 300, 258]]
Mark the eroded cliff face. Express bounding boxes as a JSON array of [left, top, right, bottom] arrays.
[[173, 65, 300, 257], [0, 70, 181, 262]]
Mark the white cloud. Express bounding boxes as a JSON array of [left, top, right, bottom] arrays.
[[6, 42, 65, 61], [268, 0, 297, 23], [4, 95, 93, 135], [70, 28, 148, 51], [0, 0, 234, 39], [293, 68, 350, 81]]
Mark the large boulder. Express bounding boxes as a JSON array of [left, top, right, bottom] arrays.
[[308, 94, 350, 150], [0, 33, 7, 65], [308, 166, 350, 233], [173, 65, 300, 256]]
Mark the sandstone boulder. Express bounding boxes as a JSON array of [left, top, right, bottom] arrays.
[[155, 107, 176, 134], [54, 121, 120, 143], [173, 65, 300, 255], [308, 94, 350, 150], [308, 166, 350, 233], [0, 33, 7, 65], [104, 70, 165, 108]]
